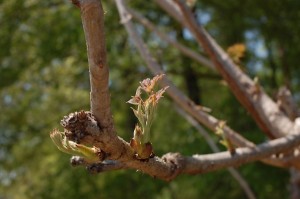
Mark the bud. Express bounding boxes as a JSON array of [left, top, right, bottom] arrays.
[[50, 129, 102, 163], [128, 75, 167, 160]]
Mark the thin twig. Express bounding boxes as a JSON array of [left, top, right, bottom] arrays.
[[227, 168, 256, 199]]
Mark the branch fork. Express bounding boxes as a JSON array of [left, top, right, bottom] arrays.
[[49, 0, 300, 184]]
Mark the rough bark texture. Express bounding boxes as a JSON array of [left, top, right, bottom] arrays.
[[76, 0, 113, 129]]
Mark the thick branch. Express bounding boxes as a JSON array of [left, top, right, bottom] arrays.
[[75, 0, 113, 129], [63, 111, 300, 181]]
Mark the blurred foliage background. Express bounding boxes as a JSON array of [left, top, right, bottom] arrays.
[[1, 0, 300, 198]]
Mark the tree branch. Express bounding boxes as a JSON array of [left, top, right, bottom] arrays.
[[154, 0, 184, 26], [68, 111, 300, 181], [128, 8, 215, 71], [74, 0, 113, 129], [182, 132, 300, 174]]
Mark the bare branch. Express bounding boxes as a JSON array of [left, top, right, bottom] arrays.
[[182, 132, 300, 174], [175, 106, 218, 151], [154, 0, 184, 26], [128, 9, 215, 71], [172, 0, 295, 139], [228, 168, 257, 199], [75, 0, 113, 129]]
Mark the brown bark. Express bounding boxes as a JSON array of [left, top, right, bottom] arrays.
[[62, 110, 300, 181], [74, 0, 113, 129]]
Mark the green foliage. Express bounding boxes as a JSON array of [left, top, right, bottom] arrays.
[[1, 0, 299, 198]]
